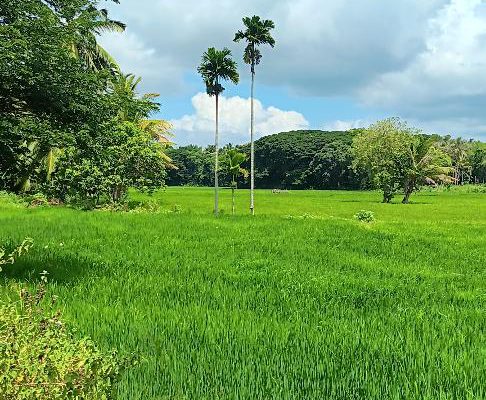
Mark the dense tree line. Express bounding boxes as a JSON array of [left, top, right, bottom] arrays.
[[167, 131, 363, 189], [167, 128, 486, 197]]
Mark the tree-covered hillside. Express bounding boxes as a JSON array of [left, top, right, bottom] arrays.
[[168, 129, 366, 190], [244, 130, 363, 189]]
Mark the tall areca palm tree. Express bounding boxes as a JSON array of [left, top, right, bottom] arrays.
[[234, 15, 275, 215], [197, 48, 239, 215]]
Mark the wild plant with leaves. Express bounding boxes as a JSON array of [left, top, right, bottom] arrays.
[[0, 237, 33, 272], [0, 237, 132, 398]]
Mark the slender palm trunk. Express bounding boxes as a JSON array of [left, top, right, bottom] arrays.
[[232, 181, 236, 215], [250, 69, 255, 216], [214, 93, 220, 215]]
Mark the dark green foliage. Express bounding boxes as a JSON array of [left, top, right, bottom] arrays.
[[0, 0, 167, 201], [167, 131, 364, 189], [0, 0, 120, 192], [470, 143, 486, 183], [167, 145, 214, 187], [241, 130, 364, 189], [48, 122, 167, 207]]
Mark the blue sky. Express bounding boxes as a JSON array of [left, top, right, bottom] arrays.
[[100, 0, 486, 146]]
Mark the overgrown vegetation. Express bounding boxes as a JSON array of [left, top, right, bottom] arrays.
[[0, 238, 131, 399], [0, 0, 170, 206]]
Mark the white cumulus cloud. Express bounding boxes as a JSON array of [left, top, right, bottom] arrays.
[[171, 93, 309, 145], [322, 119, 370, 131], [361, 0, 486, 122]]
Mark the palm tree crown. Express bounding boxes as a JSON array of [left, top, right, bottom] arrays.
[[197, 47, 239, 215], [67, 6, 125, 72], [234, 16, 276, 73], [197, 47, 239, 96]]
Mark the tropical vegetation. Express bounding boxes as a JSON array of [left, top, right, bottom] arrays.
[[1, 1, 486, 399]]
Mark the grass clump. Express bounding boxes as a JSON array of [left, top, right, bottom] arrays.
[[354, 210, 376, 223]]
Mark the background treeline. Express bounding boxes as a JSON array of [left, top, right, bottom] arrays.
[[167, 130, 486, 190]]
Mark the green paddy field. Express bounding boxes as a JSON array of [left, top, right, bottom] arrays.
[[1, 187, 485, 399]]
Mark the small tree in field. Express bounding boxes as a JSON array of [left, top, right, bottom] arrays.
[[224, 149, 248, 214], [352, 118, 414, 203]]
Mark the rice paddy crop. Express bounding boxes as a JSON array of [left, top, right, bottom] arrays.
[[1, 188, 485, 399]]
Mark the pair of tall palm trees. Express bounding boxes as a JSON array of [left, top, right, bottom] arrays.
[[198, 16, 276, 216]]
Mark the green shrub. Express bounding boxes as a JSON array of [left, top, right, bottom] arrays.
[[0, 191, 27, 207], [0, 240, 133, 399], [354, 210, 375, 223], [0, 285, 132, 399], [27, 192, 49, 207]]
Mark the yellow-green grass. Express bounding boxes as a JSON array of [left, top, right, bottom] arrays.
[[1, 188, 485, 399]]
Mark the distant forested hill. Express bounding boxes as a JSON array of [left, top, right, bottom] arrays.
[[239, 130, 364, 189], [167, 130, 366, 189]]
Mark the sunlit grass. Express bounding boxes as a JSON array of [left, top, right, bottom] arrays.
[[1, 188, 485, 399]]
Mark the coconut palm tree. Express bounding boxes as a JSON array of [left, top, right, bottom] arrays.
[[234, 15, 275, 215], [197, 47, 239, 215], [109, 73, 159, 121], [67, 5, 125, 72], [402, 137, 455, 204], [440, 137, 472, 184], [225, 149, 248, 214]]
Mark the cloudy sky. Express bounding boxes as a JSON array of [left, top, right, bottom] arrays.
[[100, 0, 486, 145]]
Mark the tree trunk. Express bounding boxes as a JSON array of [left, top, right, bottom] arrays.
[[214, 93, 219, 216], [249, 68, 255, 216], [382, 191, 392, 203], [402, 190, 412, 204], [14, 144, 49, 193], [402, 180, 414, 204]]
